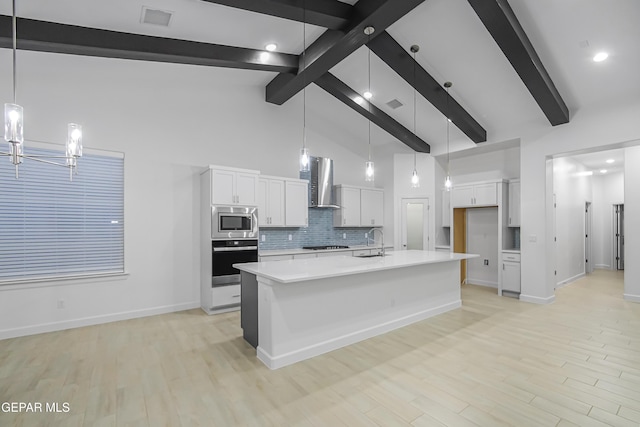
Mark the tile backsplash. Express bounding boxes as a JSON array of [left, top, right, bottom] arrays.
[[259, 208, 369, 250]]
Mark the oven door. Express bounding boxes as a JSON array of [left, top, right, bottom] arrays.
[[211, 243, 258, 286]]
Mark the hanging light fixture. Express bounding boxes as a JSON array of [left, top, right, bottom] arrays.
[[410, 45, 420, 188], [364, 26, 375, 182], [298, 0, 310, 172], [444, 81, 453, 191], [1, 0, 83, 180]]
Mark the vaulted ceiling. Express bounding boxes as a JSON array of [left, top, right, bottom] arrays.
[[1, 0, 638, 157]]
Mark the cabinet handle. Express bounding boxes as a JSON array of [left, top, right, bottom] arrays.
[[503, 263, 505, 270], [509, 217, 512, 225]]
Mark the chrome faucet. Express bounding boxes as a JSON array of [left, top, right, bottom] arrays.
[[367, 227, 385, 256]]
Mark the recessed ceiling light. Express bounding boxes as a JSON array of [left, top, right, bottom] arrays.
[[600, 169, 608, 174], [363, 91, 372, 100], [593, 52, 608, 62], [354, 96, 364, 105], [265, 43, 277, 52], [140, 6, 173, 27], [606, 158, 615, 164]]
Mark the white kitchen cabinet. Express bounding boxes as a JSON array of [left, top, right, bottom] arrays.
[[360, 189, 384, 227], [451, 183, 497, 207], [211, 284, 241, 308], [502, 252, 521, 293], [508, 180, 521, 227], [442, 190, 451, 227], [209, 166, 259, 206], [258, 177, 285, 227], [285, 179, 309, 227], [352, 249, 372, 257], [334, 185, 361, 227]]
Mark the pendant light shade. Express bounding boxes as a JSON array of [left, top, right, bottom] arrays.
[[299, 147, 310, 172], [4, 103, 23, 144], [365, 160, 374, 181], [410, 44, 420, 188]]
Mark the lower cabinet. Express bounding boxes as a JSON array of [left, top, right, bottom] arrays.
[[502, 252, 521, 294], [211, 284, 241, 308]]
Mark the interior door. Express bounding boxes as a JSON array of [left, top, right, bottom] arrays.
[[614, 204, 625, 270], [585, 201, 593, 274], [401, 198, 429, 250]]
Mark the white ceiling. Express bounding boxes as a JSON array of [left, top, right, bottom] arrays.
[[2, 0, 639, 157]]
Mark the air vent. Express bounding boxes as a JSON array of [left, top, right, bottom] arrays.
[[386, 99, 403, 109], [140, 6, 173, 27]]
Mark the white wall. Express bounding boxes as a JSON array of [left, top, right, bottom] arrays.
[[466, 208, 499, 287], [447, 146, 520, 185], [552, 157, 592, 285], [591, 172, 624, 269], [624, 147, 640, 302], [0, 50, 374, 338], [520, 100, 640, 304]]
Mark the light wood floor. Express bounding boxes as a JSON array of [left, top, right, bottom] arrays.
[[1, 270, 639, 427]]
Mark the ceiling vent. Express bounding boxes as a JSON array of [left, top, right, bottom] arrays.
[[386, 99, 403, 109], [140, 6, 173, 27]]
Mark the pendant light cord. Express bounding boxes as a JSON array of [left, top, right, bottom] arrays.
[[367, 32, 371, 161], [446, 84, 451, 175], [12, 0, 17, 104], [412, 49, 417, 170], [302, 0, 306, 150]]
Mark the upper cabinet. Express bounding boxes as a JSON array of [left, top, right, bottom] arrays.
[[334, 185, 384, 227], [258, 177, 285, 227], [508, 179, 521, 227], [360, 189, 384, 227], [451, 182, 497, 207], [284, 179, 309, 227], [209, 166, 259, 206], [258, 176, 308, 228], [334, 185, 361, 227]]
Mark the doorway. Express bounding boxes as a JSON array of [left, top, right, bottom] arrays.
[[400, 198, 429, 250], [585, 201, 593, 274], [614, 204, 625, 270]]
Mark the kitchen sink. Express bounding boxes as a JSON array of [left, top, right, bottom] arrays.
[[355, 253, 390, 258]]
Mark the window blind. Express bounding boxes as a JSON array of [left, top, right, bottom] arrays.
[[0, 146, 124, 282]]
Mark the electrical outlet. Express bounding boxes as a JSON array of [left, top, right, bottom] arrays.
[[57, 299, 65, 309], [484, 259, 489, 266], [288, 234, 292, 241], [261, 234, 265, 242], [343, 233, 346, 239], [365, 233, 368, 239]]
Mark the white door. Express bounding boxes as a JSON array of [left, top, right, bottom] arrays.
[[401, 198, 429, 250], [585, 201, 593, 274]]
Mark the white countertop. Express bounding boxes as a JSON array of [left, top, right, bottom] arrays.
[[259, 245, 392, 257], [235, 250, 478, 284]]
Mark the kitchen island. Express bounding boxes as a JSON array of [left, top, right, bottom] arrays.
[[234, 250, 478, 369]]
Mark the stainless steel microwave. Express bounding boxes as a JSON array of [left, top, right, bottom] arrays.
[[211, 205, 258, 240]]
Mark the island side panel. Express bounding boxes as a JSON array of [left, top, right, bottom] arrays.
[[240, 271, 259, 348], [256, 260, 461, 369]]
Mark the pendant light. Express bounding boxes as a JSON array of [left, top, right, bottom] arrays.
[[410, 45, 420, 188], [444, 81, 452, 191], [298, 0, 310, 172], [364, 26, 375, 182], [2, 0, 83, 180]]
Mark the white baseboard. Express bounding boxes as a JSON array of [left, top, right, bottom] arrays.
[[595, 264, 611, 270], [519, 294, 556, 305], [0, 301, 200, 340], [623, 294, 640, 303], [257, 300, 462, 370], [466, 278, 498, 288], [556, 272, 585, 289]]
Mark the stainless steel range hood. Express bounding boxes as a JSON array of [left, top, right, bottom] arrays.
[[309, 157, 340, 208]]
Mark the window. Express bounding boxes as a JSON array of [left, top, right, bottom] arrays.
[[0, 144, 124, 283]]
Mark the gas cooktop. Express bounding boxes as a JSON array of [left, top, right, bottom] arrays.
[[302, 245, 350, 250]]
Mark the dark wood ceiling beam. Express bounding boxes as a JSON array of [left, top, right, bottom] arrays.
[[0, 15, 299, 73], [200, 0, 353, 30], [368, 31, 486, 144], [315, 72, 430, 153], [466, 0, 569, 125], [266, 0, 425, 105]]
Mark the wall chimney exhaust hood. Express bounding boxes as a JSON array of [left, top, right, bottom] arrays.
[[309, 157, 340, 208]]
